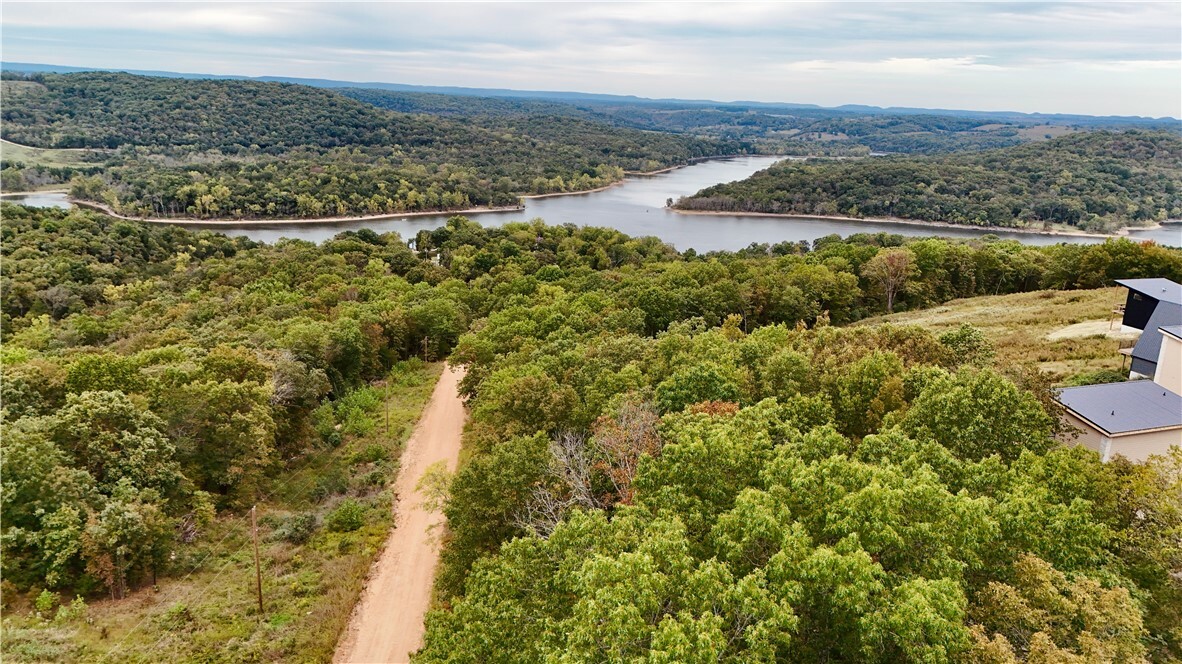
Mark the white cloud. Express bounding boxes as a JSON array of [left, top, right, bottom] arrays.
[[780, 57, 1008, 75], [1, 1, 1178, 116], [2, 2, 327, 36]]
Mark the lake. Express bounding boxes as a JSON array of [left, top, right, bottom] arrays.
[[2, 192, 73, 210], [7, 157, 1180, 250]]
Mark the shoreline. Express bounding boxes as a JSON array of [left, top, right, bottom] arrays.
[[670, 208, 1172, 240], [68, 199, 527, 226], [519, 182, 622, 199], [1, 188, 69, 196], [4, 154, 783, 226]]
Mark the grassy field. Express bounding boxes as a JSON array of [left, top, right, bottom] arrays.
[[861, 287, 1132, 383], [1, 361, 444, 663], [1, 138, 102, 170]]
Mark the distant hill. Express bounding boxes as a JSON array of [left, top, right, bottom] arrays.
[[5, 61, 1177, 125], [676, 130, 1182, 233], [0, 72, 736, 218]]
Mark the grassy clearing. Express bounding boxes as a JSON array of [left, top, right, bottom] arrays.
[[1, 361, 444, 663], [861, 287, 1129, 383], [1, 138, 103, 169], [0, 80, 48, 98], [1015, 124, 1080, 141]]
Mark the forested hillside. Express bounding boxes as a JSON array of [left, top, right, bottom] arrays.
[[341, 87, 1179, 156], [2, 204, 1181, 660], [0, 73, 739, 218], [677, 131, 1182, 232]]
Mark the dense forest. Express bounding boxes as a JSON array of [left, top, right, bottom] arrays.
[[8, 72, 1180, 224], [677, 131, 1182, 232], [3, 203, 1180, 660], [0, 73, 741, 218], [341, 88, 1180, 156]]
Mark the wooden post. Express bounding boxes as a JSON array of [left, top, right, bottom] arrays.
[[251, 505, 264, 615]]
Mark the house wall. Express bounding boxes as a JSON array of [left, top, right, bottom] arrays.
[[1059, 411, 1181, 463], [1122, 291, 1156, 330], [1110, 428, 1182, 463], [1154, 334, 1182, 394], [1060, 412, 1108, 457], [1130, 356, 1157, 378]]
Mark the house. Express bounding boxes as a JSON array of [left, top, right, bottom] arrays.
[[1055, 314, 1182, 462], [1113, 278, 1182, 378], [1056, 375, 1181, 462], [1156, 325, 1182, 394]]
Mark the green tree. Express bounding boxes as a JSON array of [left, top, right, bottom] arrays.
[[654, 363, 742, 414], [81, 480, 174, 599], [900, 369, 1053, 461], [48, 391, 183, 497], [862, 247, 918, 313], [967, 554, 1148, 663]]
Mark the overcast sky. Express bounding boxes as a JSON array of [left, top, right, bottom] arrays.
[[3, 2, 1179, 117]]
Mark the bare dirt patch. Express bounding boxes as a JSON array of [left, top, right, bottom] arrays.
[[1046, 320, 1139, 341], [334, 365, 467, 664]]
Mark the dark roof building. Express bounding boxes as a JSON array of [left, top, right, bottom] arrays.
[[1056, 380, 1182, 437], [1114, 278, 1182, 378], [1054, 280, 1182, 462], [1055, 378, 1182, 462]]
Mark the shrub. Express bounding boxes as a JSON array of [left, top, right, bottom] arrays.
[[335, 388, 382, 436], [271, 512, 318, 544], [53, 596, 88, 624], [325, 499, 366, 532], [939, 324, 995, 367], [1063, 368, 1128, 386], [34, 589, 59, 618], [352, 443, 389, 465], [356, 469, 387, 489], [311, 467, 349, 501], [156, 603, 194, 631]]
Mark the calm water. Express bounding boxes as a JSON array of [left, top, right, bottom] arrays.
[[8, 158, 1180, 250], [2, 192, 73, 210]]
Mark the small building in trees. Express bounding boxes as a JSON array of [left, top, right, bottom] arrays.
[[1055, 322, 1182, 462], [1113, 278, 1182, 379]]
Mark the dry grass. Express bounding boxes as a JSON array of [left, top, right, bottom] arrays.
[[861, 287, 1130, 383], [1016, 125, 1079, 141], [0, 80, 47, 98], [1, 362, 444, 663], [1, 138, 102, 169]]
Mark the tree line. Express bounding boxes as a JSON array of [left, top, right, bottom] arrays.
[[677, 131, 1182, 232], [0, 73, 741, 218], [341, 87, 1180, 155]]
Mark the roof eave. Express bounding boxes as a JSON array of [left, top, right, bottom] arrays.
[[1059, 403, 1182, 437]]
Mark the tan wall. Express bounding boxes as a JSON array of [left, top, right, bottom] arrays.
[[1060, 412, 1107, 456], [1154, 334, 1182, 394], [1059, 411, 1181, 463], [1110, 428, 1182, 463]]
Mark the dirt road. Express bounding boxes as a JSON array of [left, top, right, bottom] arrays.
[[335, 365, 467, 664]]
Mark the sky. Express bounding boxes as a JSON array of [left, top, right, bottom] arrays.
[[2, 2, 1179, 118]]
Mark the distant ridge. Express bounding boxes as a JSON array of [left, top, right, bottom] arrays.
[[3, 61, 1178, 124]]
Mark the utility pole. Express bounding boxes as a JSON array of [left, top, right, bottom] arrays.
[[251, 505, 264, 616], [385, 378, 391, 436]]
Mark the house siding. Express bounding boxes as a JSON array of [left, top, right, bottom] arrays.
[[1061, 411, 1181, 463], [1123, 290, 1156, 329], [1155, 333, 1182, 394]]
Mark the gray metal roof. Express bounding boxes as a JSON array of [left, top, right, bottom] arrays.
[[1115, 278, 1182, 305], [1056, 380, 1182, 435], [1161, 325, 1182, 341], [1132, 302, 1182, 366]]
